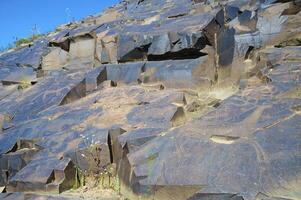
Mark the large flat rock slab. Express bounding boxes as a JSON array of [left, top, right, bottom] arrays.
[[0, 0, 300, 199]]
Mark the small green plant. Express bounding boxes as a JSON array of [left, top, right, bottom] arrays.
[[2, 24, 49, 52], [73, 167, 85, 189], [17, 76, 32, 90], [14, 34, 44, 47], [15, 38, 31, 47]]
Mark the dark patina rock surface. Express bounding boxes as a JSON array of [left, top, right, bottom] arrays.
[[0, 0, 300, 199]]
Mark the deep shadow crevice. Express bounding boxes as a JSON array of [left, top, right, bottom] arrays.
[[147, 49, 207, 61]]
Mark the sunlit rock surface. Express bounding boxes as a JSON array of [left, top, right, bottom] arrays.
[[0, 0, 300, 199]]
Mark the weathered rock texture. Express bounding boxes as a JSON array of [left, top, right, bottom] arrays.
[[0, 0, 301, 199]]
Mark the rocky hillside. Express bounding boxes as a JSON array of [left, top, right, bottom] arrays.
[[0, 0, 301, 199]]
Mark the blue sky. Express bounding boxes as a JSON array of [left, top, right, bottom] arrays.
[[0, 0, 119, 48]]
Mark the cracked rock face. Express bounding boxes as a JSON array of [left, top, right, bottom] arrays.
[[0, 0, 301, 199]]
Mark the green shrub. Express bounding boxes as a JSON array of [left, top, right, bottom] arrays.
[[14, 34, 44, 47], [14, 38, 31, 47]]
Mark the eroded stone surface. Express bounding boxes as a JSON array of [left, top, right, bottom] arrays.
[[0, 0, 300, 199]]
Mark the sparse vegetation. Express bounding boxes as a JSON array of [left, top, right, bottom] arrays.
[[14, 34, 44, 47], [14, 38, 31, 47], [17, 76, 32, 90], [0, 26, 45, 53]]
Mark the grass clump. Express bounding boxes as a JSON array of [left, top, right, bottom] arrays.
[[14, 34, 44, 47], [15, 38, 31, 47], [17, 76, 32, 90]]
